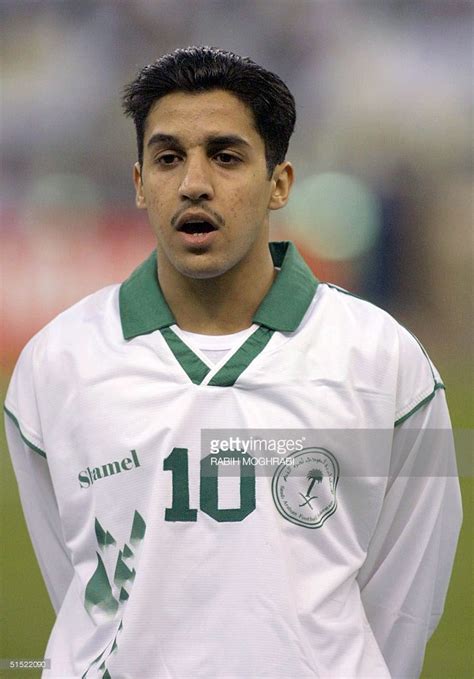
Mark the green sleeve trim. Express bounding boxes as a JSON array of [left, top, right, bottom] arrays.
[[394, 328, 445, 426], [406, 329, 438, 385], [322, 284, 447, 429], [394, 383, 445, 427], [4, 405, 47, 459]]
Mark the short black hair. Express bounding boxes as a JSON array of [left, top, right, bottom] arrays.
[[122, 46, 296, 177]]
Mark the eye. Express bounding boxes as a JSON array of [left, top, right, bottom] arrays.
[[214, 152, 240, 165], [156, 153, 181, 166]]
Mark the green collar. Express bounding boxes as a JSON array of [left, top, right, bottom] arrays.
[[119, 241, 318, 340]]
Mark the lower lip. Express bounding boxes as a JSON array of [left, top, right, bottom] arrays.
[[177, 230, 218, 248]]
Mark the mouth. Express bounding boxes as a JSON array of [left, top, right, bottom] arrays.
[[177, 220, 218, 235], [175, 212, 220, 248], [175, 210, 221, 234]]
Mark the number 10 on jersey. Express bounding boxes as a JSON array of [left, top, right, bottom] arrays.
[[163, 447, 256, 523]]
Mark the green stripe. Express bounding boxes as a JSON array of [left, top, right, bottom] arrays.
[[394, 383, 445, 427], [4, 406, 47, 459], [406, 329, 438, 385], [208, 327, 274, 387], [322, 282, 365, 302], [160, 327, 210, 385]]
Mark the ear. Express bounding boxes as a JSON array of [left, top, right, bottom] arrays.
[[133, 162, 147, 209], [268, 161, 294, 211]]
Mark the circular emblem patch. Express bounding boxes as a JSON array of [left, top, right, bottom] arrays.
[[272, 447, 339, 528]]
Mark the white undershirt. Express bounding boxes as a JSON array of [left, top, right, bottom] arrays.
[[173, 325, 258, 364], [172, 268, 280, 364]]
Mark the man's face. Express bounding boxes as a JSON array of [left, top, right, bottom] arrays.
[[134, 89, 292, 279]]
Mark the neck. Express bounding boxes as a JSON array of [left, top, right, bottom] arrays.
[[157, 244, 276, 335]]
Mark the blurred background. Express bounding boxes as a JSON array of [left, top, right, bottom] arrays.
[[1, 1, 472, 677]]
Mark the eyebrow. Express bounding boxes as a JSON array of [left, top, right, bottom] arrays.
[[146, 132, 252, 151]]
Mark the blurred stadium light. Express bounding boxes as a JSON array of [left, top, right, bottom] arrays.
[[288, 172, 381, 260]]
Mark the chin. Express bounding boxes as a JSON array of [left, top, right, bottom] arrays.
[[174, 255, 230, 280], [179, 266, 228, 280]]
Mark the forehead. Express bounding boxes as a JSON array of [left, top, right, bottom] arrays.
[[144, 90, 262, 148]]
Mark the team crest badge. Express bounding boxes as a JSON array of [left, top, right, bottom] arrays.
[[272, 448, 339, 528]]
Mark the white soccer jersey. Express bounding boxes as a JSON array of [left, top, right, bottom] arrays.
[[5, 242, 461, 679]]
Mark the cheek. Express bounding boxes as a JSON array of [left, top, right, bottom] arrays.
[[145, 188, 172, 219], [232, 173, 270, 211], [236, 180, 270, 217]]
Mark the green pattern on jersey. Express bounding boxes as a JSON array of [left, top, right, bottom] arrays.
[[95, 518, 116, 548], [83, 511, 146, 678], [130, 509, 146, 544], [84, 553, 119, 617], [122, 543, 134, 559], [114, 552, 135, 586]]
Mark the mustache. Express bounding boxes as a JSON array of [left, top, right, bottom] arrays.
[[171, 204, 225, 229]]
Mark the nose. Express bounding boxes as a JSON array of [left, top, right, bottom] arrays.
[[178, 153, 214, 202]]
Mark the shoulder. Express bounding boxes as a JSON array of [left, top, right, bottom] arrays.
[[309, 283, 443, 422], [41, 283, 120, 345], [304, 282, 408, 359], [312, 282, 399, 334], [30, 283, 118, 351], [5, 284, 120, 418]]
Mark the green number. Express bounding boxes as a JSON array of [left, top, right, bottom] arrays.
[[163, 447, 197, 521], [164, 449, 256, 522], [200, 452, 256, 522]]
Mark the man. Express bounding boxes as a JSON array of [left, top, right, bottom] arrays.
[[5, 46, 461, 678]]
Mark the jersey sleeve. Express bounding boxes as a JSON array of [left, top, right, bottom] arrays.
[[357, 385, 462, 677], [4, 340, 74, 614]]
